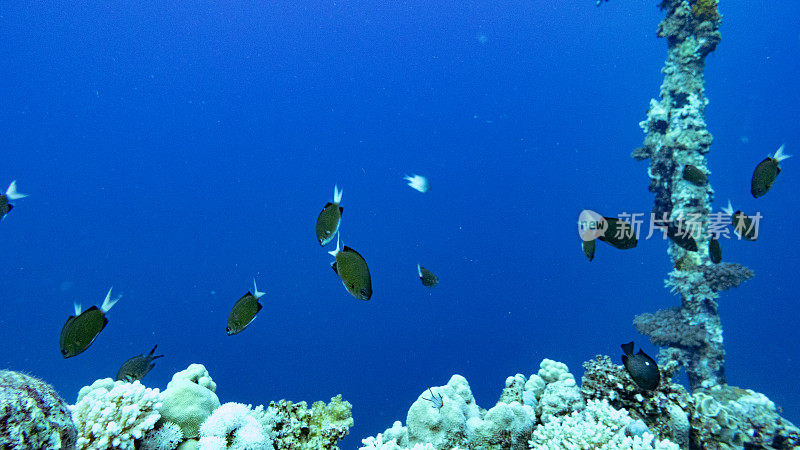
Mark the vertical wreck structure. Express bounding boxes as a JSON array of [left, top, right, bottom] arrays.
[[631, 0, 753, 390]]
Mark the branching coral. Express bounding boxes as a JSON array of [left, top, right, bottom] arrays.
[[528, 399, 679, 449], [70, 379, 162, 449]]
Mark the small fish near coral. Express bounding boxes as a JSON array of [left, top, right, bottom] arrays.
[[329, 236, 372, 301], [682, 164, 708, 186], [59, 287, 122, 358], [226, 279, 266, 335], [417, 264, 438, 287], [0, 180, 27, 222], [621, 341, 660, 391], [722, 200, 758, 242], [116, 344, 164, 382], [316, 184, 343, 246], [596, 216, 638, 250], [751, 144, 790, 198]]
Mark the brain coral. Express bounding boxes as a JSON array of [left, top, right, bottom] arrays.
[[0, 369, 77, 449]]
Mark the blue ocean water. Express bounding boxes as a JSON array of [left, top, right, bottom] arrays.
[[1, 1, 798, 448]]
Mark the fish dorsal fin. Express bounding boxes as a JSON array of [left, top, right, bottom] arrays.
[[74, 301, 82, 316], [102, 315, 109, 329], [6, 204, 12, 212], [621, 341, 635, 355], [86, 305, 100, 312], [149, 345, 158, 355], [342, 246, 364, 258], [324, 202, 333, 208], [256, 302, 263, 313], [100, 287, 121, 313], [253, 278, 265, 299], [339, 206, 343, 215], [331, 261, 339, 274]]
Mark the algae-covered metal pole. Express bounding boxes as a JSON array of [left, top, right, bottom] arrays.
[[630, 0, 753, 390]]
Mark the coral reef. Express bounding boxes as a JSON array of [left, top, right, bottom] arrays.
[[0, 369, 77, 449], [634, 0, 740, 391], [141, 421, 184, 450], [198, 402, 273, 449], [70, 378, 162, 449], [691, 385, 800, 448], [361, 359, 682, 450], [158, 364, 221, 439], [267, 394, 354, 449], [362, 357, 800, 449], [529, 399, 679, 449]]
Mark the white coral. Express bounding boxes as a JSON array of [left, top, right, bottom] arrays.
[[141, 422, 183, 450], [70, 379, 162, 450], [529, 399, 679, 449], [199, 402, 272, 449]]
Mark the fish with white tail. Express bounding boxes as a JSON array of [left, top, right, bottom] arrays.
[[59, 287, 122, 358], [751, 144, 790, 198], [226, 278, 266, 335], [329, 235, 372, 301], [316, 185, 343, 246], [403, 174, 430, 193], [0, 181, 27, 221]]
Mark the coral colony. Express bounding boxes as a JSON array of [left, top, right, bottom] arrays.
[[1, 2, 799, 450]]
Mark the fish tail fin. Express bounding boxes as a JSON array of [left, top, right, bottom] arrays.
[[773, 144, 791, 162], [333, 185, 343, 204], [721, 200, 734, 216], [328, 234, 341, 258], [417, 264, 422, 277], [101, 287, 121, 313], [253, 278, 266, 299], [5, 180, 27, 200], [73, 301, 82, 316]]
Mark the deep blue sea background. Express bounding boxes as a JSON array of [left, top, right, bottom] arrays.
[[1, 1, 798, 448]]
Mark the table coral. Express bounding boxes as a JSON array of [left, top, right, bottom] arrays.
[[70, 378, 162, 449], [0, 369, 77, 449]]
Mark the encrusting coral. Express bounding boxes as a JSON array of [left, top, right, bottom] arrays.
[[70, 378, 162, 449], [0, 369, 77, 449]]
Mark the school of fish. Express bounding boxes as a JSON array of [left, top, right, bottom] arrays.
[[3, 143, 789, 387]]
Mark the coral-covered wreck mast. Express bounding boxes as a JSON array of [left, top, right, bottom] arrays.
[[632, 0, 753, 390]]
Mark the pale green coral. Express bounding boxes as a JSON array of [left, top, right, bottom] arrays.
[[158, 364, 220, 439]]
